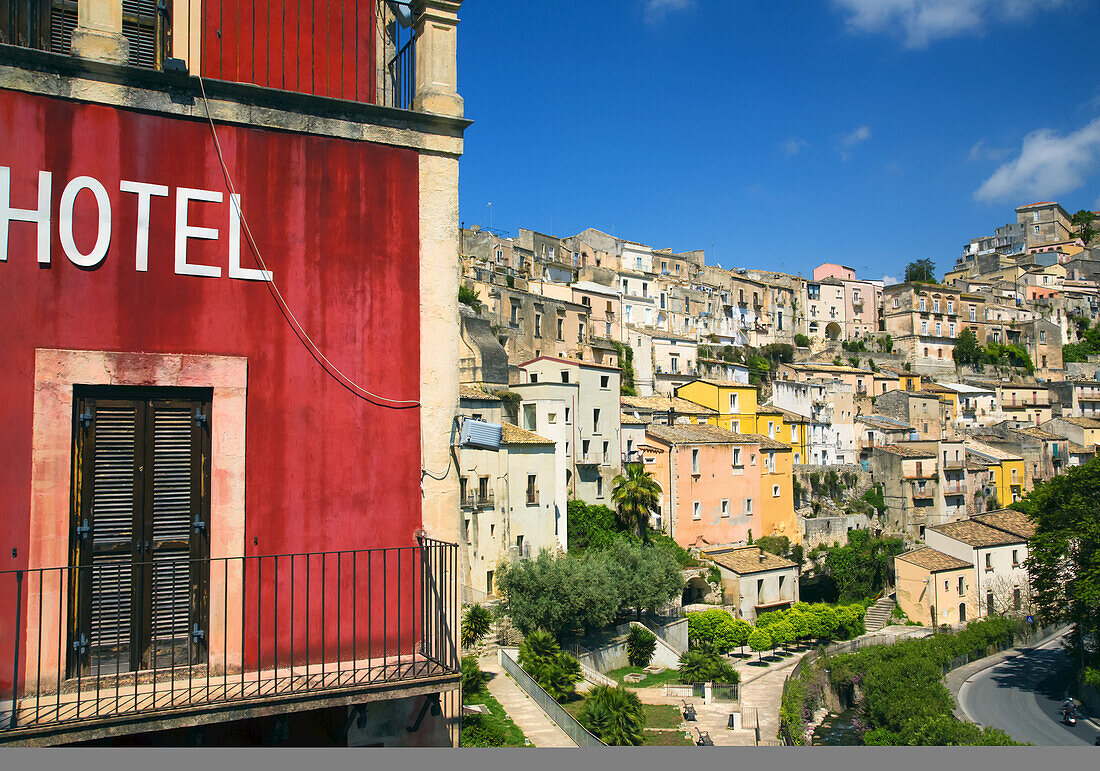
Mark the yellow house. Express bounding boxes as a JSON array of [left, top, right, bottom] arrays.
[[921, 382, 958, 422], [675, 379, 762, 434], [894, 547, 974, 627], [770, 407, 812, 465], [966, 440, 1025, 505], [758, 436, 799, 543], [884, 366, 922, 393]]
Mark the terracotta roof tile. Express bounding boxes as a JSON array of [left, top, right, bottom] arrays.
[[895, 547, 972, 573], [703, 547, 797, 575], [621, 395, 718, 415], [500, 423, 555, 446], [876, 444, 936, 458], [647, 424, 762, 445], [459, 384, 501, 401], [620, 412, 648, 426], [928, 519, 1026, 547], [970, 509, 1036, 539]]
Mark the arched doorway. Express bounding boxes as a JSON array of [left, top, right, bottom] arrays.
[[958, 603, 966, 622], [682, 575, 711, 606], [825, 322, 842, 340]]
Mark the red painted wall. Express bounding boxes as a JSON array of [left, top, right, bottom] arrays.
[[0, 89, 422, 686], [201, 1, 378, 104]]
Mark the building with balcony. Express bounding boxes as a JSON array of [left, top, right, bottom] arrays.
[[935, 382, 997, 428], [642, 425, 764, 549], [457, 387, 566, 602], [1049, 378, 1100, 418], [623, 325, 699, 396], [875, 389, 954, 441], [516, 358, 622, 506], [855, 415, 915, 461], [991, 382, 1052, 427], [883, 283, 984, 374], [1042, 415, 1100, 453], [0, 0, 466, 746], [872, 444, 941, 539], [964, 440, 1025, 506]]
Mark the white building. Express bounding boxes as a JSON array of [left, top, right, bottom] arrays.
[[458, 386, 565, 600], [924, 509, 1035, 622]]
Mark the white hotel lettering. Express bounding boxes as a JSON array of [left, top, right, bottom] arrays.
[[0, 166, 273, 282]]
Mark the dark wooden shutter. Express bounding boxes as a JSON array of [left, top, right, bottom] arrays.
[[73, 390, 210, 677], [145, 401, 201, 664], [49, 1, 78, 55], [122, 0, 164, 70], [77, 400, 142, 675]]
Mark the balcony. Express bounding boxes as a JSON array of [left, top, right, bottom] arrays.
[[462, 491, 495, 510], [942, 459, 966, 470], [576, 453, 605, 466], [943, 482, 967, 495], [0, 541, 459, 744]]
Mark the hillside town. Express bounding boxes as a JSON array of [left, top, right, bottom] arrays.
[[457, 199, 1099, 604], [1, 0, 1098, 756]]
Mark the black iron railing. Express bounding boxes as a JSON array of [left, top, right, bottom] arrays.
[[386, 32, 416, 111], [0, 538, 458, 735]]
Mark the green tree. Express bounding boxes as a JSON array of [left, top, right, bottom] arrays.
[[730, 618, 753, 657], [611, 463, 663, 542], [770, 620, 795, 654], [566, 500, 620, 552], [755, 535, 790, 556], [495, 550, 621, 637], [1016, 459, 1100, 669], [612, 342, 637, 396], [607, 539, 684, 619], [904, 259, 937, 284], [461, 603, 493, 649], [1072, 209, 1097, 246], [748, 628, 772, 661], [952, 327, 982, 366], [626, 625, 658, 667], [787, 609, 810, 646], [578, 685, 645, 746], [794, 333, 811, 348], [676, 649, 740, 683]]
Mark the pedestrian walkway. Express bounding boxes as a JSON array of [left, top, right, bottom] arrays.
[[478, 654, 577, 747]]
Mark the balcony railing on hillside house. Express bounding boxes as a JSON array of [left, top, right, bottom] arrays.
[[0, 540, 458, 743]]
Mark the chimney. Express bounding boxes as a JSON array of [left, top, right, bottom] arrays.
[[758, 552, 766, 563]]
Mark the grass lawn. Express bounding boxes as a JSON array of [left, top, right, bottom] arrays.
[[642, 704, 684, 729], [463, 686, 529, 748], [642, 730, 694, 746], [606, 666, 684, 689]]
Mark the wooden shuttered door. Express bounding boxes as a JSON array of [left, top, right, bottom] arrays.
[[71, 390, 210, 678]]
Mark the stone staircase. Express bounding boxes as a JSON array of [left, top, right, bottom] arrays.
[[864, 595, 896, 632]]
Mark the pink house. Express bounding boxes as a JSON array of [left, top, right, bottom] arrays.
[[813, 263, 857, 281], [643, 424, 762, 549]]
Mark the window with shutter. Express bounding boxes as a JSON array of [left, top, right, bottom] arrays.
[[121, 0, 166, 70], [71, 387, 210, 678]]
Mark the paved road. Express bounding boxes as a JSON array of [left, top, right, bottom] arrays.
[[957, 633, 1096, 746]]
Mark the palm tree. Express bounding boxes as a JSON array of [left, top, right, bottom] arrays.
[[611, 463, 662, 542], [578, 685, 645, 746]]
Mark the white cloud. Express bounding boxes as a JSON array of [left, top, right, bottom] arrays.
[[838, 125, 872, 160], [974, 118, 1100, 202], [642, 0, 696, 25], [968, 140, 1010, 163], [831, 0, 1064, 48], [882, 275, 899, 286], [781, 137, 809, 157]]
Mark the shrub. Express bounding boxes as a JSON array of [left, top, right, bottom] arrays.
[[794, 334, 811, 348], [578, 685, 645, 746], [461, 712, 507, 747], [462, 655, 488, 695], [462, 603, 493, 649], [626, 625, 658, 667], [518, 629, 583, 701], [677, 648, 740, 684]]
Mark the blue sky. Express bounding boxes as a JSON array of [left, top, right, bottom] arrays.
[[456, 0, 1100, 282]]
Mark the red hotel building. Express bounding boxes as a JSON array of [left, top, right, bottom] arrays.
[[0, 0, 466, 746]]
